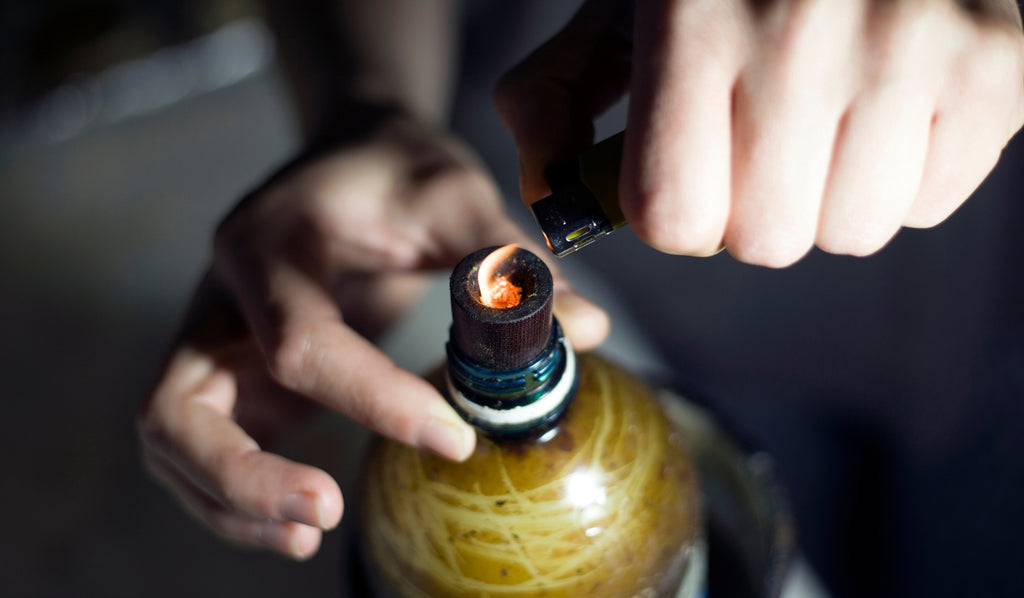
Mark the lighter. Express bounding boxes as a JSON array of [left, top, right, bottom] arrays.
[[531, 131, 628, 257]]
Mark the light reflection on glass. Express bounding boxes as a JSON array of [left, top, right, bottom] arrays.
[[564, 469, 607, 508], [565, 469, 610, 538]]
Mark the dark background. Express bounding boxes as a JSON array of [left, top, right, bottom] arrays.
[[0, 1, 344, 596], [0, 2, 648, 596], [3, 2, 1023, 597]]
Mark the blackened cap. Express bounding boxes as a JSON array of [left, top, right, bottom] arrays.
[[449, 246, 553, 371]]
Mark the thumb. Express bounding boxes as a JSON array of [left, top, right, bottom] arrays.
[[493, 0, 633, 205], [417, 153, 612, 350]]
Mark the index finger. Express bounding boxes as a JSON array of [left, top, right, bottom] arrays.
[[216, 250, 476, 462], [493, 0, 633, 204], [620, 0, 747, 256]]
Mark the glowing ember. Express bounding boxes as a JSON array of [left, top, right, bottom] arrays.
[[478, 245, 522, 309]]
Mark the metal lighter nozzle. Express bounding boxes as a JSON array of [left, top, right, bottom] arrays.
[[531, 131, 628, 257]]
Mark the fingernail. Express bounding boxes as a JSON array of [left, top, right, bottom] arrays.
[[420, 405, 475, 461], [258, 520, 308, 560], [281, 492, 325, 529]]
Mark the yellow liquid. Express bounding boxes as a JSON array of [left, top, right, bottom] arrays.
[[359, 353, 701, 598]]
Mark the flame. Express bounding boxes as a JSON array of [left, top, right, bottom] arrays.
[[478, 245, 522, 309]]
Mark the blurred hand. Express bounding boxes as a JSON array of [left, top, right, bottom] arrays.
[[138, 112, 609, 560], [496, 0, 1024, 267]]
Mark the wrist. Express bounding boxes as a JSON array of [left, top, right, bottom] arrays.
[[306, 97, 411, 147], [305, 78, 449, 137]]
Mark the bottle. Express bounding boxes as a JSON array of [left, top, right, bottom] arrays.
[[358, 246, 703, 598]]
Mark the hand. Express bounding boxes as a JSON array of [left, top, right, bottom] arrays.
[[496, 0, 1024, 267], [137, 111, 609, 560]]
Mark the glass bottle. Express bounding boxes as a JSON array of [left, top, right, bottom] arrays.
[[358, 246, 704, 598]]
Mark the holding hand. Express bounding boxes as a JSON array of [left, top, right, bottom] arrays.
[[497, 0, 1024, 266], [138, 113, 608, 559]]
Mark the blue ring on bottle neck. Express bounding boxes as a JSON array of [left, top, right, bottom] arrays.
[[445, 320, 567, 411]]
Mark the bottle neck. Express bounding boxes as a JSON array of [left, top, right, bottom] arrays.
[[444, 319, 578, 436]]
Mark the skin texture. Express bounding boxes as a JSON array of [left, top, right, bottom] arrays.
[[137, 114, 610, 560], [495, 0, 1024, 267], [138, 0, 609, 561], [140, 0, 1024, 562]]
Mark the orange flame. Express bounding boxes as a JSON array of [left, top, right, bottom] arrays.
[[478, 245, 522, 309]]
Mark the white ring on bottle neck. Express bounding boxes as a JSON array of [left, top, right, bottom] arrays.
[[445, 338, 577, 433]]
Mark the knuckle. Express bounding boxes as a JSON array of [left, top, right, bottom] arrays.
[[903, 208, 946, 229], [869, 2, 950, 82], [958, 31, 1024, 128], [870, 43, 920, 89], [726, 231, 811, 268], [816, 227, 889, 257], [622, 186, 727, 256], [905, 195, 962, 229], [882, 0, 948, 34], [638, 233, 703, 256], [636, 214, 722, 256], [678, 214, 728, 255], [963, 32, 1021, 87]]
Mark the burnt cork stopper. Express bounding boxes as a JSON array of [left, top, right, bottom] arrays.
[[449, 246, 553, 371]]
